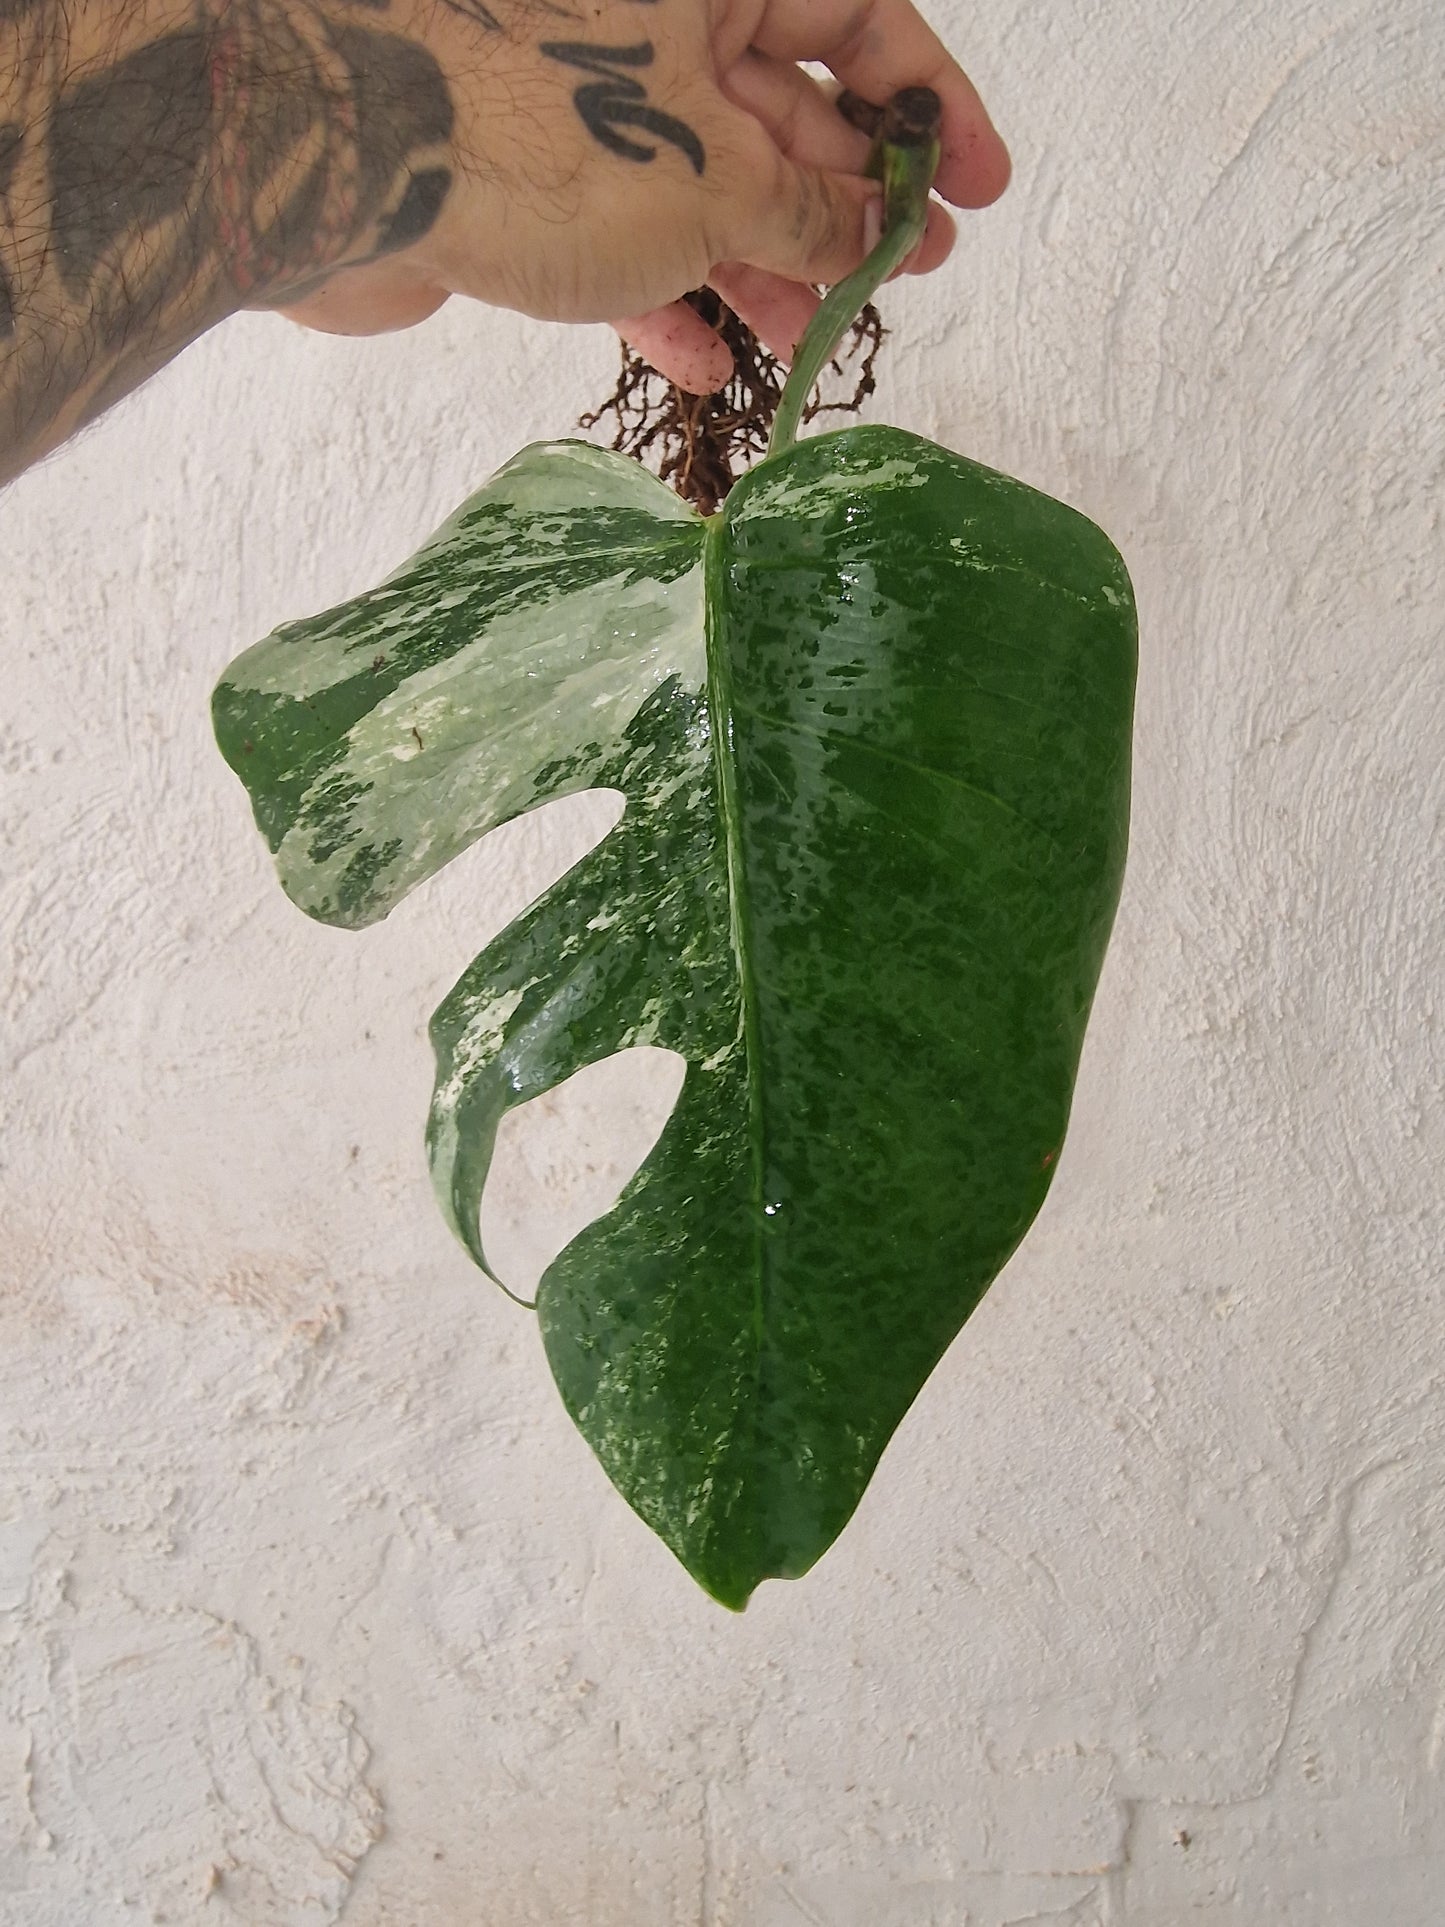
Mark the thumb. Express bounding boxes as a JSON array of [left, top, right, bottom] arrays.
[[717, 139, 882, 287]]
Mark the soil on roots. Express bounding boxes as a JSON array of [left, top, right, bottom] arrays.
[[580, 289, 886, 516]]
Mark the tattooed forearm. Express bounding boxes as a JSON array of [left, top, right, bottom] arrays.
[[0, 0, 455, 484], [540, 39, 704, 175]]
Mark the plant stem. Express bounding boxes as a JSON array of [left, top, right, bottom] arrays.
[[769, 89, 943, 458]]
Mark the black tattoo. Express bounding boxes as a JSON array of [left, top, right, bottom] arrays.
[[539, 40, 704, 174], [377, 167, 454, 250], [2, 0, 456, 481], [0, 121, 18, 339], [48, 34, 216, 310]]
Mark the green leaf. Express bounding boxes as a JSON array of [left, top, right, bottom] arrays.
[[215, 424, 1136, 1608]]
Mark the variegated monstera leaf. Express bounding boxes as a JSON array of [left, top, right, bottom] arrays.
[[214, 426, 1136, 1607]]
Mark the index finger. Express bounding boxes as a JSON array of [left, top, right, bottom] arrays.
[[747, 0, 1010, 208]]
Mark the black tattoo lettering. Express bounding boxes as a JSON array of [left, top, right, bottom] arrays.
[[539, 40, 704, 175]]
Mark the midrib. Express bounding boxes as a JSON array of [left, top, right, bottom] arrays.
[[702, 515, 771, 1413]]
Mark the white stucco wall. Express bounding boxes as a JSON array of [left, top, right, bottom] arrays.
[[1, 0, 1441, 1920]]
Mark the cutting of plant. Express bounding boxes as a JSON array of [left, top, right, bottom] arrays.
[[213, 90, 1137, 1608]]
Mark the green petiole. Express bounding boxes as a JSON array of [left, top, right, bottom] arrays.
[[769, 87, 943, 458]]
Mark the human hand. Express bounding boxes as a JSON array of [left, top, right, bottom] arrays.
[[276, 0, 1010, 390]]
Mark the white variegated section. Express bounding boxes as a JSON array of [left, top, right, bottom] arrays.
[[225, 441, 707, 923], [225, 440, 699, 704], [731, 451, 931, 522], [275, 567, 705, 916], [427, 979, 538, 1252], [427, 705, 720, 1273], [399, 440, 702, 560]]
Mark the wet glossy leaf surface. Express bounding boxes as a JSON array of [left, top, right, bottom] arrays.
[[215, 426, 1136, 1606]]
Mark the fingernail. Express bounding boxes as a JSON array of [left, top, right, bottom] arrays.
[[863, 193, 882, 256]]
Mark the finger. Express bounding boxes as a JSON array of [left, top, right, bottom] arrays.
[[613, 301, 734, 395], [709, 209, 951, 376], [708, 262, 822, 364], [721, 51, 873, 177], [875, 198, 957, 280], [713, 118, 882, 286], [900, 199, 956, 275], [749, 0, 1011, 209]]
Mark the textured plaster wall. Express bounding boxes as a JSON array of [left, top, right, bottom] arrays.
[[1, 0, 1441, 1920]]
